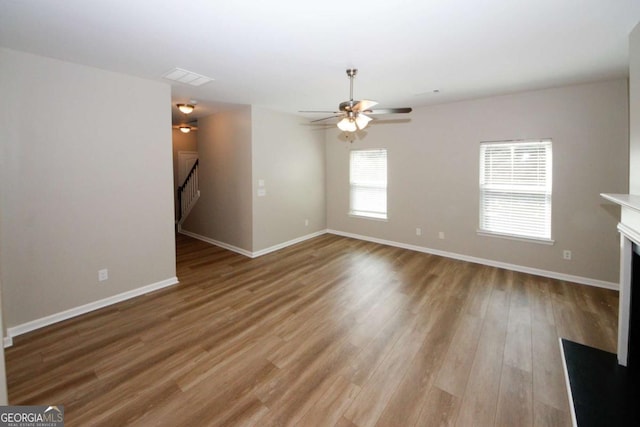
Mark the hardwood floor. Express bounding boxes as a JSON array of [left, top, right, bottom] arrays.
[[6, 233, 619, 426]]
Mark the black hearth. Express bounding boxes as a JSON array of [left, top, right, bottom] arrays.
[[629, 243, 640, 371], [562, 339, 638, 426]]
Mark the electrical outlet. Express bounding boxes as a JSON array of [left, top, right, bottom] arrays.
[[98, 268, 108, 282], [416, 228, 422, 236], [305, 219, 309, 226], [438, 231, 445, 240], [563, 250, 572, 260]]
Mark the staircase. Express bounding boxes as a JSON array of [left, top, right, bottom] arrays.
[[177, 159, 200, 229]]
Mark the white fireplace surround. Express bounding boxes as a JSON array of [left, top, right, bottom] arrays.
[[601, 193, 640, 366]]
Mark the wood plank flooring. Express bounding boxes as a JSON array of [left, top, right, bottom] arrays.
[[5, 233, 619, 426]]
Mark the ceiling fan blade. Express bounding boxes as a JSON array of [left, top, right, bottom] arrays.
[[310, 114, 344, 123], [353, 100, 378, 112], [299, 110, 341, 114], [365, 107, 412, 115]]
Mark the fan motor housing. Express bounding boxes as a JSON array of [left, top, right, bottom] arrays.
[[339, 100, 358, 112]]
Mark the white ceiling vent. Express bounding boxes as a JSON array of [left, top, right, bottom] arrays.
[[162, 68, 214, 87]]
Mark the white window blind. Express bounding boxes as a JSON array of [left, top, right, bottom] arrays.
[[350, 149, 387, 219], [479, 140, 552, 241]]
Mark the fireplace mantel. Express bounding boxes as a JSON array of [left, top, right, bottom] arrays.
[[601, 193, 639, 366], [601, 193, 640, 212], [602, 193, 640, 246]]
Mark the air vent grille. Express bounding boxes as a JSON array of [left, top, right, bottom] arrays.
[[162, 68, 213, 87]]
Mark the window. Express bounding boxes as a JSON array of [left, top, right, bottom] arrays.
[[350, 149, 387, 219], [479, 140, 552, 242]]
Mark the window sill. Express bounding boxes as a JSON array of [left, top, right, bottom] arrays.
[[349, 213, 388, 222], [477, 230, 555, 245]]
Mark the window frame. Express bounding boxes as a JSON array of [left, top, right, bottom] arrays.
[[349, 148, 388, 221], [478, 139, 554, 244]]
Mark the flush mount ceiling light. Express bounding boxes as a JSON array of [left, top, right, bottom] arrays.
[[177, 104, 195, 114], [174, 123, 198, 133]]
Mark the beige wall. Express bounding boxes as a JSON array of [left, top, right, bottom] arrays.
[[0, 48, 177, 328], [630, 23, 640, 194], [181, 107, 254, 251], [251, 107, 326, 251], [326, 79, 629, 283], [182, 106, 327, 254], [0, 278, 6, 404]]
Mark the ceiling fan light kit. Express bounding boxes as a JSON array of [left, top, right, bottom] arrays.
[[302, 68, 412, 134], [355, 114, 372, 129], [179, 125, 192, 133], [337, 117, 358, 132]]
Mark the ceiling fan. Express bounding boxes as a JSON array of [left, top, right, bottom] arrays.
[[301, 69, 412, 132]]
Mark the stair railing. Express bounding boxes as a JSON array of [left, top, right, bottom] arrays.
[[177, 159, 199, 224]]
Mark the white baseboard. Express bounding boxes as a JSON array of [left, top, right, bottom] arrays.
[[3, 229, 327, 347], [327, 229, 618, 290], [4, 276, 179, 347], [179, 229, 328, 258], [252, 230, 328, 258], [181, 227, 618, 289], [178, 229, 254, 258], [4, 230, 616, 347]]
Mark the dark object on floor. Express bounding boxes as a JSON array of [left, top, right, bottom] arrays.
[[561, 339, 638, 426]]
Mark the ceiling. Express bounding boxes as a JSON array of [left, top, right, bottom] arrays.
[[2, 0, 639, 124]]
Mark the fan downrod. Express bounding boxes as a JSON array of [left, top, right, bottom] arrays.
[[344, 68, 359, 108]]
